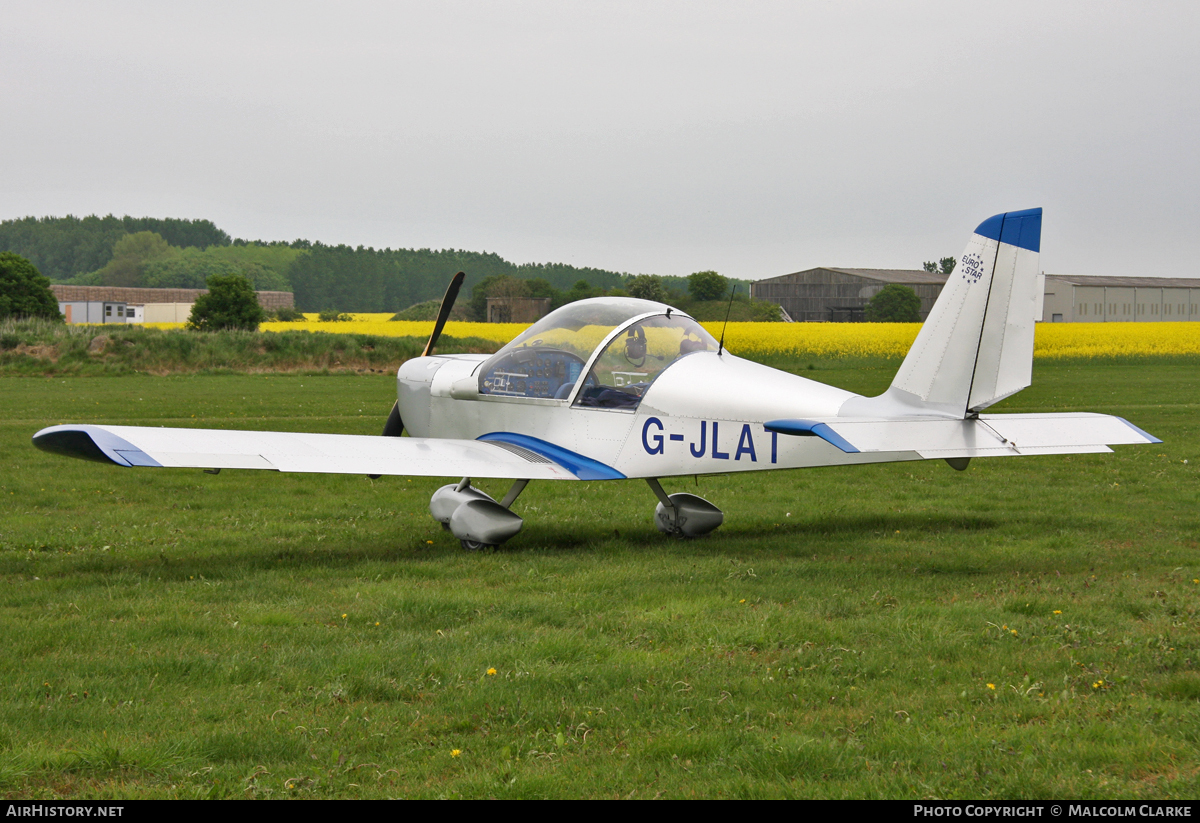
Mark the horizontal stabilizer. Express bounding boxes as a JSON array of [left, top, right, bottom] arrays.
[[31, 424, 621, 481], [767, 413, 1159, 458]]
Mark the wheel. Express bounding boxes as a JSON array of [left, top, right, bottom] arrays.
[[460, 539, 494, 552]]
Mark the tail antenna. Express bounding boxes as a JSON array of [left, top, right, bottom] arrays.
[[717, 285, 737, 356]]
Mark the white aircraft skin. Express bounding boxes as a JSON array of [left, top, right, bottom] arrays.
[[33, 208, 1160, 547]]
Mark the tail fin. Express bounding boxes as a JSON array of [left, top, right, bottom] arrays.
[[853, 208, 1043, 418]]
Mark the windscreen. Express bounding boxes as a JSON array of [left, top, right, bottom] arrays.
[[573, 314, 718, 409], [477, 298, 673, 399]]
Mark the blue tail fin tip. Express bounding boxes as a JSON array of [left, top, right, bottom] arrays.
[[973, 208, 1042, 253]]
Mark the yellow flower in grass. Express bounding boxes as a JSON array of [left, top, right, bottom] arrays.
[[486, 668, 497, 676], [987, 683, 996, 690], [450, 749, 462, 758]]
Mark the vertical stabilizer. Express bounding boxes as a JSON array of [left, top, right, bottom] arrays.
[[842, 209, 1043, 420], [964, 209, 1042, 411]]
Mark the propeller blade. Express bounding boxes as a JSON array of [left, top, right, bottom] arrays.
[[379, 271, 464, 443], [376, 272, 465, 453], [381, 400, 404, 438], [423, 271, 465, 357]]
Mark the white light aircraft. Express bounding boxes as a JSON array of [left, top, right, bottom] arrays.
[[34, 208, 1160, 549]]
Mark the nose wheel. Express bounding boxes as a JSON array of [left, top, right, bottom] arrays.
[[460, 539, 494, 552]]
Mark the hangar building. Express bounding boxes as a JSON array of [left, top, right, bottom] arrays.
[[750, 268, 949, 322], [1041, 275, 1200, 322], [751, 269, 1200, 323]]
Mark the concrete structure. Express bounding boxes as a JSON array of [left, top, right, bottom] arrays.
[[750, 268, 947, 322], [486, 296, 552, 324], [50, 285, 294, 324], [752, 269, 1200, 322]]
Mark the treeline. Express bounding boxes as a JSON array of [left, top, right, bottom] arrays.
[[288, 245, 633, 313], [0, 216, 231, 281], [0, 214, 756, 314]]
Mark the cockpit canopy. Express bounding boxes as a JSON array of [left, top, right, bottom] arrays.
[[476, 297, 719, 407]]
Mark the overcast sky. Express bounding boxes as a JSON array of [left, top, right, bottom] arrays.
[[3, 1, 1197, 280]]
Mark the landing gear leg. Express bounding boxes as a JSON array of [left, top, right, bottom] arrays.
[[500, 479, 529, 509], [646, 478, 724, 538]]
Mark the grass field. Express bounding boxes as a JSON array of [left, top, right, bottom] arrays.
[[1, 358, 1197, 798]]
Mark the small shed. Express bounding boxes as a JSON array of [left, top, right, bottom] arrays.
[[486, 297, 552, 324]]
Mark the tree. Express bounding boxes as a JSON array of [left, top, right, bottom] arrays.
[[923, 257, 956, 276], [687, 270, 729, 301], [626, 274, 668, 302], [0, 253, 62, 321], [467, 274, 530, 321], [563, 279, 602, 305], [186, 274, 265, 331], [143, 244, 297, 291], [96, 231, 178, 287], [0, 215, 230, 282], [865, 284, 922, 322]]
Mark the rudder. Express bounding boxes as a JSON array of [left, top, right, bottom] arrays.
[[842, 208, 1043, 420]]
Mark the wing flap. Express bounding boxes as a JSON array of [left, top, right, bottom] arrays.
[[767, 417, 1008, 455], [33, 424, 580, 480]]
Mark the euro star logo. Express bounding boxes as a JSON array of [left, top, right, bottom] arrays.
[[961, 252, 985, 284]]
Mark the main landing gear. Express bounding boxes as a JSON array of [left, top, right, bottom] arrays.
[[429, 477, 529, 551], [428, 477, 724, 550], [645, 478, 724, 538]]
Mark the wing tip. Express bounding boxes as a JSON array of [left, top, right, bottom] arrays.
[[33, 425, 161, 467], [1115, 417, 1162, 444]]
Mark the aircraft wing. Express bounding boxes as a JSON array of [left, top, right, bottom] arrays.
[[765, 413, 1160, 458], [31, 424, 597, 481]]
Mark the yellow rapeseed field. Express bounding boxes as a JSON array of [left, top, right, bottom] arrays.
[[260, 317, 529, 343], [148, 314, 1200, 359], [703, 322, 921, 359], [1032, 322, 1200, 358]]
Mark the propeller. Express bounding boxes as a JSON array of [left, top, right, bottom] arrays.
[[381, 271, 465, 438], [423, 270, 465, 357]]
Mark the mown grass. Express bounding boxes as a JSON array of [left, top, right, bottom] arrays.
[[0, 358, 1197, 798]]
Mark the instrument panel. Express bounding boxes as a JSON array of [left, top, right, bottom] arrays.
[[479, 348, 586, 399]]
